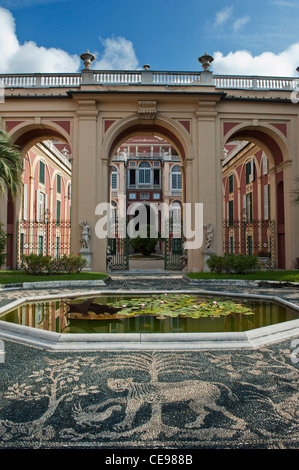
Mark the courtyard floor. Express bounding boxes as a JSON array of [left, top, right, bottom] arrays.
[[0, 272, 298, 450]]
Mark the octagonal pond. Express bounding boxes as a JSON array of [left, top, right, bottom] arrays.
[[1, 294, 298, 335]]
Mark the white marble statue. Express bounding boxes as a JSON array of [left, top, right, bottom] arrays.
[[79, 221, 91, 250]]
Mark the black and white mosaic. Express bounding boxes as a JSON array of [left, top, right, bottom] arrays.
[[0, 339, 298, 449]]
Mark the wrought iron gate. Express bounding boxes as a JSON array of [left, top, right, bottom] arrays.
[[223, 219, 276, 268], [106, 218, 129, 270], [164, 217, 187, 271]]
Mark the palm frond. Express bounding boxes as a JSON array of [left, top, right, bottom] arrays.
[[0, 129, 23, 198]]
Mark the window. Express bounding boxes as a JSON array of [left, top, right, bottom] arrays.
[[246, 159, 255, 184], [68, 184, 71, 199], [129, 169, 136, 186], [153, 169, 160, 185], [228, 200, 234, 226], [36, 190, 45, 222], [245, 162, 251, 184], [153, 193, 160, 199], [111, 166, 118, 190], [138, 162, 151, 184], [171, 165, 182, 190], [247, 235, 253, 255], [23, 183, 28, 221], [228, 174, 234, 193], [246, 192, 253, 223], [140, 193, 149, 200], [262, 153, 268, 175], [38, 236, 43, 255], [230, 236, 234, 254], [56, 237, 60, 258], [264, 184, 270, 220], [39, 161, 45, 184], [129, 193, 136, 199], [57, 174, 61, 194], [56, 200, 61, 225]]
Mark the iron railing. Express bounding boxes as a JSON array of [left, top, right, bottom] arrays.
[[223, 219, 276, 268], [17, 219, 71, 267]]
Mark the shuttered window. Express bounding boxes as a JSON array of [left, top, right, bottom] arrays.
[[39, 161, 45, 184]]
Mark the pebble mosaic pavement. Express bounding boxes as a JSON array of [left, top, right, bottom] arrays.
[[0, 273, 298, 449]]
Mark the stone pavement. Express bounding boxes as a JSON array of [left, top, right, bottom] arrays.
[[0, 273, 298, 450]]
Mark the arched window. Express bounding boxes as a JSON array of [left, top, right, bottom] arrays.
[[138, 162, 151, 184], [111, 166, 118, 190], [171, 165, 182, 190]]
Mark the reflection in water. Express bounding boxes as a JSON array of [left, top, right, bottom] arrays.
[[1, 296, 298, 334]]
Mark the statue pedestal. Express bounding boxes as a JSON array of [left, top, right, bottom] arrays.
[[79, 248, 93, 271], [202, 249, 215, 272]]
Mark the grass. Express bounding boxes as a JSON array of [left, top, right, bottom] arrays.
[[186, 270, 299, 282], [1, 270, 299, 285], [0, 270, 108, 284]]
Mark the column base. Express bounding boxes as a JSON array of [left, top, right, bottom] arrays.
[[202, 249, 216, 272], [79, 248, 93, 271]]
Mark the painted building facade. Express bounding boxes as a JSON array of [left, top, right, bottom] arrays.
[[222, 141, 281, 268], [3, 140, 72, 268], [0, 57, 298, 272]]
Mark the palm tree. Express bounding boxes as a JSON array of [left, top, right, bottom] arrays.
[[0, 129, 23, 198]]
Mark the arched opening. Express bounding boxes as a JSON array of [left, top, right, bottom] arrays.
[[221, 126, 287, 269], [5, 124, 72, 269], [107, 133, 185, 271]]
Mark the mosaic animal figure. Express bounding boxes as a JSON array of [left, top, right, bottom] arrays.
[[106, 377, 247, 431]]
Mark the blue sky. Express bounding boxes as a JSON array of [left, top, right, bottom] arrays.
[[0, 0, 298, 75]]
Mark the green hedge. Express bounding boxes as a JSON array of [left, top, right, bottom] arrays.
[[21, 253, 87, 275], [207, 253, 259, 274]]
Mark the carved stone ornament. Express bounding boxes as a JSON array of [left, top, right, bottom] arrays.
[[138, 101, 157, 120], [80, 50, 95, 70]]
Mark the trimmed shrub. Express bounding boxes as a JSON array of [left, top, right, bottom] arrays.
[[207, 253, 259, 274], [61, 253, 87, 273], [21, 253, 51, 275], [21, 253, 87, 275]]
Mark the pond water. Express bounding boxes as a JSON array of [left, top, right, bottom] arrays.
[[1, 294, 298, 334]]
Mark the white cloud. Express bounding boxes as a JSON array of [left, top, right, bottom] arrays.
[[213, 43, 299, 76], [0, 8, 140, 73], [214, 6, 233, 26], [233, 15, 250, 33], [0, 0, 71, 8], [93, 37, 139, 70], [0, 7, 79, 72]]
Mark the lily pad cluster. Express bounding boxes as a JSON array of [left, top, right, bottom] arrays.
[[109, 294, 255, 319]]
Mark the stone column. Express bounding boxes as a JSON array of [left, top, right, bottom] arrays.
[[72, 99, 99, 270], [268, 166, 277, 265], [192, 98, 221, 272], [280, 160, 295, 269]]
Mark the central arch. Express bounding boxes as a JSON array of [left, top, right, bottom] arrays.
[[102, 116, 194, 272]]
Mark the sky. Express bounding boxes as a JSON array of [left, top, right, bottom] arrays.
[[0, 0, 298, 76]]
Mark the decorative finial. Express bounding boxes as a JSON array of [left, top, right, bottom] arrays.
[[198, 53, 214, 71], [143, 64, 151, 71], [80, 50, 95, 70], [296, 66, 299, 73]]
